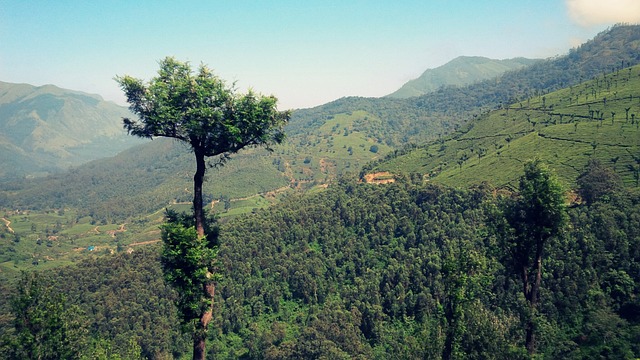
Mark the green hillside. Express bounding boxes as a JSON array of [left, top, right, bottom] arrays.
[[370, 63, 640, 190], [3, 176, 639, 358], [2, 25, 640, 360], [0, 82, 145, 179], [387, 56, 539, 99], [2, 25, 640, 226]]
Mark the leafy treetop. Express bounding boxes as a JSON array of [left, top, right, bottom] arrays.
[[116, 57, 288, 161]]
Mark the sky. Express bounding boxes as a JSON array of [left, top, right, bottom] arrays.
[[1, 0, 639, 110]]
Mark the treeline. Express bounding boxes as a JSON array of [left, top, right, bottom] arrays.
[[3, 161, 639, 358]]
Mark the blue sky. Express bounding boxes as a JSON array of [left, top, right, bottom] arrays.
[[1, 0, 638, 109]]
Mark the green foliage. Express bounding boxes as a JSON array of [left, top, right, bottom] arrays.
[[500, 160, 568, 353], [118, 57, 288, 359], [1, 171, 639, 358], [116, 57, 289, 161], [510, 160, 567, 247], [161, 210, 221, 326], [577, 159, 623, 204], [2, 272, 88, 360], [0, 249, 189, 358]]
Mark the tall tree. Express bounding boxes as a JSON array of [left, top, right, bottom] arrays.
[[502, 160, 567, 355], [116, 57, 289, 360], [576, 159, 622, 205]]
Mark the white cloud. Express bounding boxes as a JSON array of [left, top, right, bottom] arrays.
[[566, 0, 640, 26]]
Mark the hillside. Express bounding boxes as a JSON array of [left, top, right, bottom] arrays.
[[3, 177, 639, 358], [367, 63, 640, 190], [386, 56, 539, 99], [2, 25, 640, 226], [0, 81, 145, 179], [290, 25, 640, 147], [2, 25, 640, 360]]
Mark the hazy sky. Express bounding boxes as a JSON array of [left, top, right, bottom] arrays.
[[1, 0, 639, 110]]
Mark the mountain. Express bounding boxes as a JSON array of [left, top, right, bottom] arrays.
[[2, 25, 640, 224], [3, 25, 640, 360], [291, 25, 640, 147], [386, 56, 539, 99], [0, 81, 145, 179]]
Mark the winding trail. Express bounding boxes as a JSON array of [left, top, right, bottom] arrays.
[[1, 217, 14, 234], [129, 240, 161, 246]]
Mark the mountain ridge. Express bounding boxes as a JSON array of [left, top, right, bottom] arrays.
[[2, 25, 640, 221], [386, 56, 540, 98], [0, 81, 145, 178]]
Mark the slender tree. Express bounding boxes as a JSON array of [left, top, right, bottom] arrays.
[[116, 57, 289, 360], [502, 160, 567, 354]]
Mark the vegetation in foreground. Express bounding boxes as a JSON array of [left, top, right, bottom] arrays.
[[2, 160, 639, 359]]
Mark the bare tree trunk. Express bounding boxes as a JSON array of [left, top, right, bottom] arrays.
[[193, 282, 215, 360], [193, 150, 206, 238]]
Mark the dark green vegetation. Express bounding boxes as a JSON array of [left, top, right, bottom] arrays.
[[2, 170, 640, 358], [1, 24, 640, 358], [386, 56, 539, 99], [500, 160, 568, 354], [0, 81, 145, 179], [1, 249, 182, 359]]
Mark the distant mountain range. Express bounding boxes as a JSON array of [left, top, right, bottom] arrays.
[[386, 56, 540, 99], [2, 25, 640, 221], [0, 81, 145, 179]]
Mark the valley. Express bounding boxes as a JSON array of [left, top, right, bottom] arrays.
[[1, 24, 640, 359]]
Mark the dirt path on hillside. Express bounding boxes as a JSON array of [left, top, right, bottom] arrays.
[[1, 217, 15, 234], [129, 240, 161, 246], [363, 172, 396, 184]]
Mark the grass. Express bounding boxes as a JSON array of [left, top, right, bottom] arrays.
[[0, 207, 166, 275], [376, 64, 640, 190]]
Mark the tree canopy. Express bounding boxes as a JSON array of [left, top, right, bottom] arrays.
[[117, 57, 287, 159], [116, 57, 289, 360], [503, 160, 568, 354]]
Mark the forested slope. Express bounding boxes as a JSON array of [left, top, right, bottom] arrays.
[[0, 82, 144, 178], [387, 56, 539, 99], [3, 170, 639, 359]]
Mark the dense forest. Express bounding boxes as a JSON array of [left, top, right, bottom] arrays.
[[2, 161, 639, 359], [1, 25, 640, 359]]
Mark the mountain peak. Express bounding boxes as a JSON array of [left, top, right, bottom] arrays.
[[386, 56, 540, 99], [0, 81, 144, 178]]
